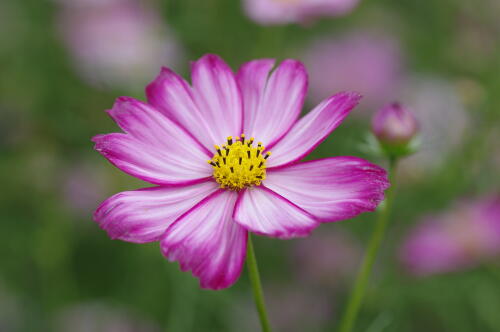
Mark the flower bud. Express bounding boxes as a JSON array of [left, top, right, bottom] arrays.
[[372, 102, 418, 148]]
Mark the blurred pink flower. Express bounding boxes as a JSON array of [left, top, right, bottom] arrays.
[[292, 230, 362, 288], [57, 0, 181, 91], [400, 196, 500, 276], [243, 0, 359, 25], [55, 302, 160, 332], [93, 54, 389, 289], [303, 31, 404, 111]]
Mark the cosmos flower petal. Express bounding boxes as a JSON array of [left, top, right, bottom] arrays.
[[94, 181, 219, 243], [161, 190, 247, 290], [191, 54, 243, 142], [236, 59, 275, 136], [92, 133, 211, 186], [106, 97, 211, 157], [146, 67, 214, 153], [233, 186, 319, 239], [266, 92, 361, 167], [265, 157, 389, 222], [238, 59, 307, 147]]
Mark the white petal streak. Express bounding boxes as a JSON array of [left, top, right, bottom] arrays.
[[161, 190, 247, 290], [233, 186, 318, 239]]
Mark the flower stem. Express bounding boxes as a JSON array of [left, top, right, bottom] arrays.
[[247, 233, 272, 332], [338, 158, 398, 332]]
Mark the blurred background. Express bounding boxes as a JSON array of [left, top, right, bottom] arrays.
[[1, 0, 499, 331]]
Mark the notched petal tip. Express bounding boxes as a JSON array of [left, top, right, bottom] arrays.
[[280, 58, 306, 69], [274, 59, 308, 80], [146, 66, 184, 94], [191, 53, 233, 73], [264, 156, 391, 222], [237, 58, 276, 76], [115, 96, 136, 104], [160, 66, 175, 75], [91, 133, 108, 145], [333, 90, 363, 104]]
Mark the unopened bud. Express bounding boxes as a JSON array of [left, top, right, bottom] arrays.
[[372, 102, 418, 147]]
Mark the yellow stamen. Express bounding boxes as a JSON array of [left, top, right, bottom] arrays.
[[209, 134, 271, 190]]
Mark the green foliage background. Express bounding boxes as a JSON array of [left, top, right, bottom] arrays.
[[1, 0, 499, 331]]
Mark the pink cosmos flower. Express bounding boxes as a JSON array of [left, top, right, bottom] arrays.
[[400, 196, 500, 276], [244, 0, 359, 25], [93, 54, 389, 290]]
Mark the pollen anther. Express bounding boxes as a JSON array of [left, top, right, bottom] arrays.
[[209, 134, 270, 190]]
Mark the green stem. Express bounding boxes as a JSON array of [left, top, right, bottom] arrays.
[[247, 233, 272, 332], [338, 158, 398, 332]]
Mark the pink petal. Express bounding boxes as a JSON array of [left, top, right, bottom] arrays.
[[233, 186, 319, 239], [266, 92, 361, 168], [94, 181, 219, 243], [238, 59, 307, 147], [265, 157, 389, 222], [145, 67, 214, 153], [236, 59, 275, 137], [161, 190, 247, 290], [190, 54, 243, 143], [107, 97, 211, 157], [92, 133, 211, 186]]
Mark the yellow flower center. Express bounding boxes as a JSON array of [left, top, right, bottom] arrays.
[[208, 134, 271, 191]]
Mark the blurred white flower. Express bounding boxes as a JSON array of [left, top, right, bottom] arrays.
[[398, 76, 469, 179]]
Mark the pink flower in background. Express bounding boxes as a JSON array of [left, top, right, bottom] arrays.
[[93, 54, 389, 289], [57, 0, 181, 91], [303, 31, 403, 110], [292, 230, 362, 288], [400, 196, 500, 276], [244, 0, 359, 25]]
